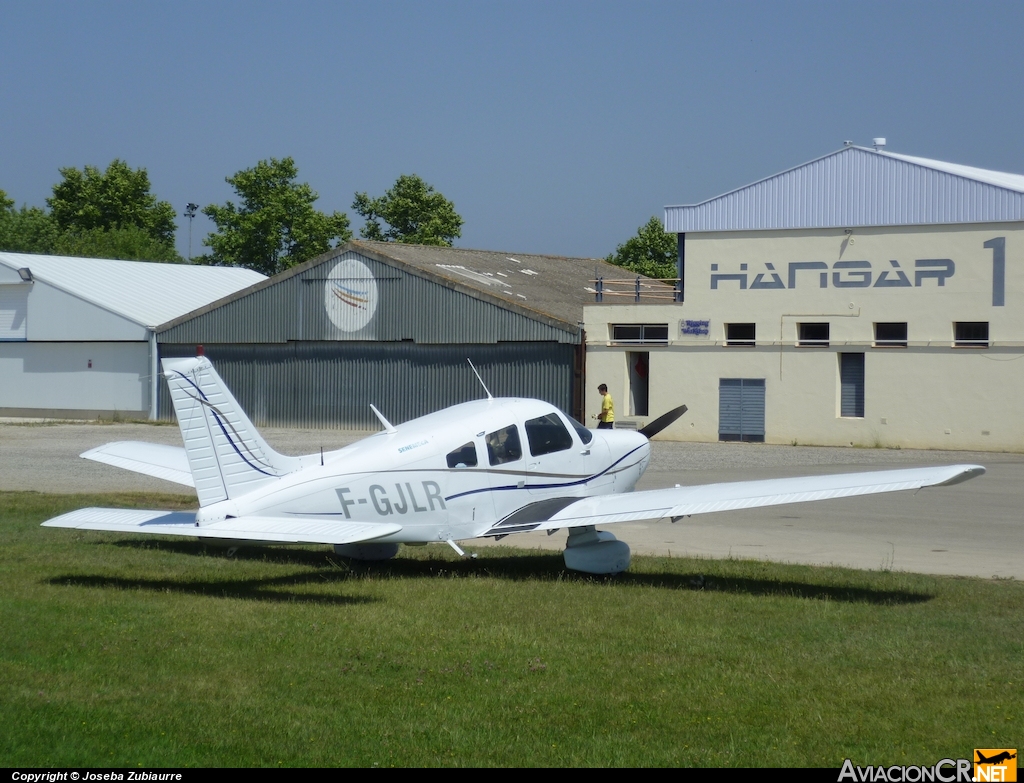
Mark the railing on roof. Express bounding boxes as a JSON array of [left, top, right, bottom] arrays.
[[592, 277, 682, 303]]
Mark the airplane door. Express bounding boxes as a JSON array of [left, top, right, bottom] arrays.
[[484, 422, 526, 523], [560, 414, 613, 491], [580, 427, 613, 491], [525, 413, 588, 497], [443, 437, 485, 530]]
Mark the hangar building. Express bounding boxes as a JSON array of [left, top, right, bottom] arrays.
[[584, 143, 1024, 451], [156, 240, 634, 428], [0, 253, 264, 419]]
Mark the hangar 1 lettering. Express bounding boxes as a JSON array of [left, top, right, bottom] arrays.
[[710, 259, 955, 290]]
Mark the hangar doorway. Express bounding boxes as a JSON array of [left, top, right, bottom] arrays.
[[627, 351, 649, 416], [718, 378, 765, 442]]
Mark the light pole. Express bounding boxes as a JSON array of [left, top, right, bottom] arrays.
[[184, 203, 198, 261]]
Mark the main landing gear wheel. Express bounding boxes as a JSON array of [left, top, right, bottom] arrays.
[[333, 543, 400, 561], [562, 526, 631, 574]]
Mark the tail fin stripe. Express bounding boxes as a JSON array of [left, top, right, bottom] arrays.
[[207, 407, 277, 477], [169, 368, 210, 401], [163, 357, 307, 505], [170, 371, 278, 477]]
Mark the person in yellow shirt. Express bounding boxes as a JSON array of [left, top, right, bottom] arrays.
[[596, 384, 614, 429]]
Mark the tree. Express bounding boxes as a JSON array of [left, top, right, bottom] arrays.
[[201, 157, 351, 276], [1, 181, 181, 261], [0, 190, 60, 254], [605, 216, 678, 279], [54, 225, 183, 263], [352, 174, 462, 246], [47, 160, 177, 245]]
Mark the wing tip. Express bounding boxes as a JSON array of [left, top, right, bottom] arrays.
[[935, 464, 986, 486]]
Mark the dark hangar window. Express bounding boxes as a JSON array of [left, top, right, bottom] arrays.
[[725, 323, 756, 346], [797, 322, 830, 347], [611, 324, 669, 344], [954, 322, 989, 348], [874, 322, 908, 347]]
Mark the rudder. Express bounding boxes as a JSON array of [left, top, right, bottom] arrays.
[[162, 356, 302, 506]]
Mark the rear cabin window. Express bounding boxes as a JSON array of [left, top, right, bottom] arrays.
[[525, 413, 574, 456], [486, 425, 522, 465], [446, 442, 478, 468]]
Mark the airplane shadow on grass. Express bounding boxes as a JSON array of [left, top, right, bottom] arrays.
[[45, 569, 378, 606], [44, 537, 937, 607]]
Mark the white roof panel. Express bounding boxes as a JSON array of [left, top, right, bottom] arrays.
[[878, 150, 1024, 193], [0, 253, 265, 328], [665, 145, 1024, 233]]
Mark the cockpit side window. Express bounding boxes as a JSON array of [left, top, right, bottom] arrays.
[[486, 425, 522, 465], [569, 416, 594, 445], [525, 413, 574, 456], [446, 442, 478, 468]]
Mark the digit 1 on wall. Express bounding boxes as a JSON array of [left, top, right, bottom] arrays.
[[984, 237, 1006, 307]]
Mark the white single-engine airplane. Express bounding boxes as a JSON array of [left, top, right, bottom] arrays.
[[44, 356, 985, 574]]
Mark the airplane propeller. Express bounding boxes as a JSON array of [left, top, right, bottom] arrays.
[[638, 404, 688, 439]]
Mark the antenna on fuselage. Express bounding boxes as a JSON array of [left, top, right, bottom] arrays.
[[370, 404, 397, 434], [466, 359, 493, 400]]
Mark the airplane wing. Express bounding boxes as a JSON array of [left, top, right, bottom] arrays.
[[42, 507, 402, 545], [498, 464, 985, 534], [81, 442, 194, 487]]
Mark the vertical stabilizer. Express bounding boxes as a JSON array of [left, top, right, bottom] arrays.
[[162, 356, 301, 506]]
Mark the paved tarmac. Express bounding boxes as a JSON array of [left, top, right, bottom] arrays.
[[2, 420, 1021, 580]]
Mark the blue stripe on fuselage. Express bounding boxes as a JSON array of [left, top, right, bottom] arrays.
[[443, 443, 647, 502]]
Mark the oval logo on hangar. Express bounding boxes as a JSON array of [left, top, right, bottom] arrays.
[[324, 258, 379, 332]]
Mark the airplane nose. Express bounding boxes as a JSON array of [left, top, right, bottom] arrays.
[[635, 434, 652, 474], [626, 428, 651, 453], [596, 428, 652, 479]]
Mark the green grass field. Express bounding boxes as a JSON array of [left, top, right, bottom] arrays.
[[1, 490, 1020, 767]]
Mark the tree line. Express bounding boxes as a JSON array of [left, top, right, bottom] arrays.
[[0, 159, 464, 276], [2, 156, 677, 278]]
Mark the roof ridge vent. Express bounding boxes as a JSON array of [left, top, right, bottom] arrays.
[[873, 137, 887, 151]]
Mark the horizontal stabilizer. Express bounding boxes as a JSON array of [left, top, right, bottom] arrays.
[[537, 464, 986, 530], [43, 508, 402, 545], [81, 442, 194, 487]]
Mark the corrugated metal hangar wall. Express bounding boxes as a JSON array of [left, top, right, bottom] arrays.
[[156, 242, 592, 428]]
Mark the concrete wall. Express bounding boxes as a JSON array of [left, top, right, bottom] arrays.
[[0, 341, 150, 417], [584, 222, 1024, 451]]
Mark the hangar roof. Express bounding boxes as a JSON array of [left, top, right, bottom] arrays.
[[664, 145, 1024, 233], [157, 240, 652, 343], [0, 252, 266, 328], [349, 240, 636, 327]]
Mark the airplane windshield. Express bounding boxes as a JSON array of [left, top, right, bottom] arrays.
[[569, 417, 594, 444], [525, 413, 573, 456]]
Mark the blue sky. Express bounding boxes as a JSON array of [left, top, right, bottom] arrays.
[[3, 1, 1023, 260]]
